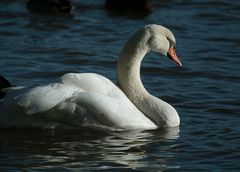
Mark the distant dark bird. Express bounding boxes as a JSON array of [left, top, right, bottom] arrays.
[[27, 0, 75, 14], [0, 76, 12, 99], [104, 0, 153, 15]]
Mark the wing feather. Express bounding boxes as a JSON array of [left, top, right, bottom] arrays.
[[16, 83, 76, 115]]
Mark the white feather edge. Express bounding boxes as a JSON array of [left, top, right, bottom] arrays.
[[17, 83, 77, 115]]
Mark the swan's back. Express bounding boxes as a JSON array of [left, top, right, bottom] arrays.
[[61, 73, 128, 100], [3, 73, 125, 115]]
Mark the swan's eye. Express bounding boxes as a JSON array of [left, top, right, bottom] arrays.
[[167, 38, 175, 49]]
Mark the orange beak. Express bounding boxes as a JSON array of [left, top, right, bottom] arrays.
[[167, 46, 182, 67]]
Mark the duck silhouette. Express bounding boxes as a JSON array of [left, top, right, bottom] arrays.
[[27, 0, 75, 14], [104, 0, 153, 16]]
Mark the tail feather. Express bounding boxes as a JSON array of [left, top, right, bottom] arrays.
[[0, 76, 12, 99]]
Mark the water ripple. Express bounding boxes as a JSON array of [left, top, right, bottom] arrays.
[[0, 0, 240, 171]]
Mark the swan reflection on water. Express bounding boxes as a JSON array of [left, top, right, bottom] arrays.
[[43, 127, 180, 170], [0, 127, 180, 170], [96, 127, 180, 169]]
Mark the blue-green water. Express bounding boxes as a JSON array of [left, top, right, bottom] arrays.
[[0, 0, 240, 171]]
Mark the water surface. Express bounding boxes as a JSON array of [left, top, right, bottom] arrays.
[[0, 0, 240, 171]]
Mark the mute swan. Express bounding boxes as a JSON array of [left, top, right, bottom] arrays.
[[0, 24, 182, 130]]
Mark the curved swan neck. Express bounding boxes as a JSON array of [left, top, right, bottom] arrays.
[[117, 26, 180, 127], [117, 28, 150, 101]]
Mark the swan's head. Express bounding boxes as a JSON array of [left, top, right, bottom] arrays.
[[145, 24, 182, 66]]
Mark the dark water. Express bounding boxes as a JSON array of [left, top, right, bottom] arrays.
[[0, 0, 240, 171]]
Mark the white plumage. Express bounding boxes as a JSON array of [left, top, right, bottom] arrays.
[[0, 24, 182, 130]]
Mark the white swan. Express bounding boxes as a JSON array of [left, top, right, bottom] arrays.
[[0, 24, 182, 130]]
